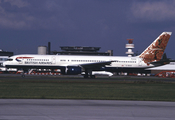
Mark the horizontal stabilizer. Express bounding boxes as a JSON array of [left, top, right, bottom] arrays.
[[149, 53, 175, 65]]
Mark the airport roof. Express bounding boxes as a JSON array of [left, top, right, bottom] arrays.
[[60, 46, 101, 52], [0, 50, 13, 56]]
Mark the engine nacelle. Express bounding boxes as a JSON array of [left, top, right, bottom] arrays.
[[61, 66, 82, 75]]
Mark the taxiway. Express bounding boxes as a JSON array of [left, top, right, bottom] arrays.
[[0, 99, 175, 120]]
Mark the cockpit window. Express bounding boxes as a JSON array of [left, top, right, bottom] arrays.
[[7, 59, 13, 61]]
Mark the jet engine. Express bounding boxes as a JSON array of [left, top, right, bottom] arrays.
[[61, 66, 82, 75]]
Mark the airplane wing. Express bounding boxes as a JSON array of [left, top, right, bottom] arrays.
[[78, 61, 114, 69]]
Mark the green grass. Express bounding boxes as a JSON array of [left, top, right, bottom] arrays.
[[1, 76, 175, 101]]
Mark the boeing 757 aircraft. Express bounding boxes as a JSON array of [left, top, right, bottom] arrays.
[[3, 32, 172, 78]]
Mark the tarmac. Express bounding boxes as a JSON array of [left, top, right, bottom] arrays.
[[0, 73, 175, 83], [0, 99, 175, 120]]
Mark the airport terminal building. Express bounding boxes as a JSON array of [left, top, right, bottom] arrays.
[[52, 46, 113, 56], [0, 49, 13, 67], [0, 49, 14, 72]]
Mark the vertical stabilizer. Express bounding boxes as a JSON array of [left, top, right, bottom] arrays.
[[139, 32, 172, 65]]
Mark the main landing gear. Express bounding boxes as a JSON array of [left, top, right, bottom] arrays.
[[83, 69, 96, 78], [21, 73, 25, 77], [84, 74, 96, 78], [21, 69, 28, 78]]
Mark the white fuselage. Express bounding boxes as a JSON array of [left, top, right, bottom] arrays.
[[3, 54, 153, 69]]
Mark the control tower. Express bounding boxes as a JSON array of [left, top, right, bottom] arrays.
[[125, 39, 134, 57]]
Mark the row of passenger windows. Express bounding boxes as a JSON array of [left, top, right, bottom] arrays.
[[71, 60, 105, 62], [60, 59, 136, 63], [27, 59, 49, 61], [0, 58, 8, 61], [60, 59, 106, 62], [116, 61, 136, 63]]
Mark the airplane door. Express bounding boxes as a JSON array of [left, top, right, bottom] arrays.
[[17, 57, 23, 64], [52, 57, 56, 64], [138, 58, 142, 66], [19, 59, 22, 64]]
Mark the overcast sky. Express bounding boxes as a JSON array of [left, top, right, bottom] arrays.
[[0, 0, 175, 58]]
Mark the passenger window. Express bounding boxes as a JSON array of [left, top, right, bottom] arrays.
[[7, 59, 13, 61]]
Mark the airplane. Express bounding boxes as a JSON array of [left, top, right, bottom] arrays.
[[3, 32, 173, 78], [81, 71, 113, 77]]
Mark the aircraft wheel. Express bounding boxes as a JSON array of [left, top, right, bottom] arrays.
[[21, 74, 25, 78], [84, 75, 89, 78], [90, 75, 96, 78]]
